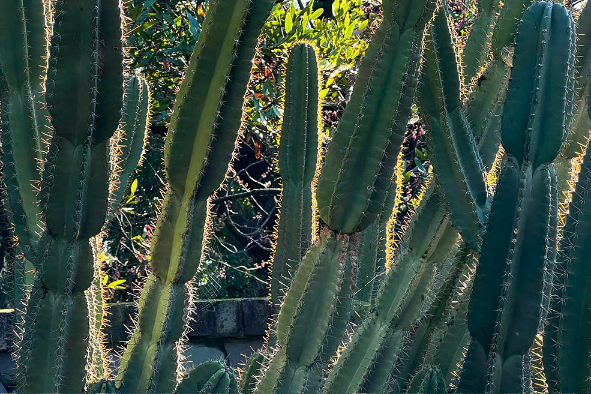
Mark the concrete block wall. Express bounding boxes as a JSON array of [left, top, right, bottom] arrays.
[[0, 298, 270, 392]]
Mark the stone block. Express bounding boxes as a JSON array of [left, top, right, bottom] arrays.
[[214, 299, 243, 338], [188, 302, 216, 337], [241, 298, 270, 336]]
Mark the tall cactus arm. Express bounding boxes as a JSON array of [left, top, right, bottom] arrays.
[[115, 1, 274, 392], [42, 0, 123, 240], [107, 75, 150, 218], [500, 3, 575, 170], [461, 3, 575, 391], [16, 1, 124, 392], [271, 43, 319, 307], [465, 0, 535, 170], [255, 234, 344, 394], [0, 0, 50, 252], [176, 361, 237, 394], [462, 0, 502, 87], [543, 86, 591, 393], [418, 9, 488, 251], [322, 187, 458, 394], [561, 0, 591, 159], [315, 0, 437, 234]]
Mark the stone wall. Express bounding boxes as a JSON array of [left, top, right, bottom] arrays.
[[0, 298, 270, 392]]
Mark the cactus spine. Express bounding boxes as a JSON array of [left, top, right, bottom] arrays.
[[271, 43, 319, 307], [115, 1, 274, 392], [461, 3, 575, 391]]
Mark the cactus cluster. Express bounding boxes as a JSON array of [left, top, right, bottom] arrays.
[[1, 0, 591, 393]]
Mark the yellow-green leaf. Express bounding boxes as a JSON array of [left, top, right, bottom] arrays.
[[310, 8, 323, 20], [285, 12, 294, 33]]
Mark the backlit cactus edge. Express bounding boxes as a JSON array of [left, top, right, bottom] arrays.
[[0, 0, 591, 393]]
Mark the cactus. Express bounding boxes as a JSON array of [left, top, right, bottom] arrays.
[[176, 361, 238, 394], [2, 0, 590, 393], [115, 1, 274, 392], [462, 0, 502, 87], [108, 75, 150, 218], [387, 245, 473, 392], [460, 3, 575, 391], [418, 8, 489, 250], [4, 0, 125, 391], [271, 42, 320, 307], [0, 0, 49, 257], [407, 366, 446, 394], [315, 0, 437, 234], [255, 232, 346, 394], [239, 352, 264, 394], [543, 64, 591, 394], [0, 0, 271, 391], [559, 0, 591, 159], [322, 186, 458, 394]]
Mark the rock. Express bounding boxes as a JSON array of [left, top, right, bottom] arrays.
[[183, 344, 225, 370], [224, 339, 265, 368]]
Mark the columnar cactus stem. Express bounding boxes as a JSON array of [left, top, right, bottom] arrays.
[[13, 1, 124, 392], [315, 0, 437, 234], [461, 3, 575, 391], [255, 232, 345, 394], [115, 1, 273, 392], [108, 75, 150, 218], [462, 0, 502, 87], [0, 0, 50, 256], [559, 0, 591, 159], [543, 40, 591, 391], [271, 43, 319, 307], [419, 8, 489, 250]]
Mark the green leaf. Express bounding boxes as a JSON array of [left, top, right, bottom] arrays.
[[310, 8, 324, 20], [414, 157, 426, 173], [107, 279, 127, 288], [345, 23, 355, 39], [415, 147, 427, 161], [131, 179, 138, 195], [402, 171, 412, 183], [285, 11, 294, 34]]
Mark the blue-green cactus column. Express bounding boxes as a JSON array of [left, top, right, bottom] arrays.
[[271, 42, 320, 308], [13, 1, 124, 392], [460, 3, 575, 392], [115, 1, 274, 392]]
